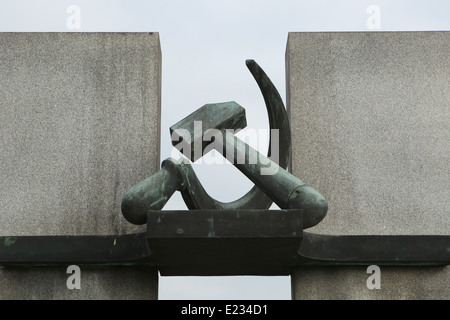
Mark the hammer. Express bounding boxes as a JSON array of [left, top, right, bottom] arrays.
[[121, 101, 246, 224], [121, 101, 327, 228]]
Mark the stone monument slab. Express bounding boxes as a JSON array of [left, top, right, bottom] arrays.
[[0, 32, 161, 299], [286, 31, 449, 299]]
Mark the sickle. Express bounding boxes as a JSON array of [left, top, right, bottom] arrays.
[[168, 59, 291, 210]]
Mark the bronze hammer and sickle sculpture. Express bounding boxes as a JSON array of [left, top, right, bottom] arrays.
[[121, 60, 328, 228]]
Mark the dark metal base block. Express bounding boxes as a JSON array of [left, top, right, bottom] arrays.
[[152, 238, 301, 276], [146, 210, 303, 276]]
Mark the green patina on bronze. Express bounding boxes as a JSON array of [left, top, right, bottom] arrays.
[[3, 237, 16, 247]]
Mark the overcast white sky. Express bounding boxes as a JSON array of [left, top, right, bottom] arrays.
[[1, 0, 449, 300]]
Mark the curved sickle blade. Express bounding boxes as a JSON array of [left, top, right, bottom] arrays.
[[245, 59, 291, 168], [176, 59, 291, 210]]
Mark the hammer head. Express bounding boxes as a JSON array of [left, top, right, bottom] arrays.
[[170, 101, 247, 162]]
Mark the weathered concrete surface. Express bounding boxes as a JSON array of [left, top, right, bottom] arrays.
[[287, 32, 449, 299], [292, 266, 449, 300], [0, 266, 158, 300], [0, 33, 161, 299]]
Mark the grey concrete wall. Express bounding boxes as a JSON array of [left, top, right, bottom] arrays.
[[287, 32, 449, 299], [0, 33, 161, 299]]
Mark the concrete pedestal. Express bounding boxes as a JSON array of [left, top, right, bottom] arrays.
[[0, 33, 161, 299], [286, 32, 450, 299]]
